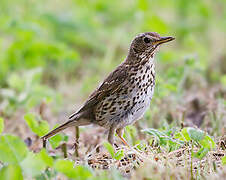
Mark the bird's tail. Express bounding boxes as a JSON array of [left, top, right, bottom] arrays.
[[41, 117, 79, 141]]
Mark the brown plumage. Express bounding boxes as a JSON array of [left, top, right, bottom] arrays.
[[42, 32, 174, 145]]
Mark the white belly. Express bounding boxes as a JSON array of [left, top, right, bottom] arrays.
[[117, 61, 155, 128], [120, 85, 154, 128]]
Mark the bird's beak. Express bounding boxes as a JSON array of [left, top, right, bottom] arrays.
[[154, 36, 175, 46]]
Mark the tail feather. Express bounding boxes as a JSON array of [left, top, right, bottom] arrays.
[[69, 112, 77, 120], [42, 119, 77, 140], [42, 111, 92, 141]]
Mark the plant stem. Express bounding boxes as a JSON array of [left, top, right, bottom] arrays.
[[191, 141, 194, 180], [74, 126, 79, 157], [43, 139, 46, 149], [62, 143, 67, 158]]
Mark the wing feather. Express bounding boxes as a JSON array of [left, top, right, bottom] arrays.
[[69, 65, 128, 119]]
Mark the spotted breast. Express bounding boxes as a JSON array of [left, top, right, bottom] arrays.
[[94, 57, 155, 129]]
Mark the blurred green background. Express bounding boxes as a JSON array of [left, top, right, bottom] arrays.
[[0, 0, 225, 135]]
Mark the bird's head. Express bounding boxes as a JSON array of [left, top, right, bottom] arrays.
[[129, 32, 175, 60]]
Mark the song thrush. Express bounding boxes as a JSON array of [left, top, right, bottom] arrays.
[[42, 32, 174, 146]]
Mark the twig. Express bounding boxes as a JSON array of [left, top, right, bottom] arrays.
[[62, 143, 67, 158], [43, 138, 47, 149], [181, 110, 185, 129], [74, 126, 79, 157], [39, 101, 46, 120]]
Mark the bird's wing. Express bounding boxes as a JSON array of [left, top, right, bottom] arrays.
[[69, 64, 128, 119]]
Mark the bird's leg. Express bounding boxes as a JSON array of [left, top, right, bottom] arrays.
[[108, 124, 116, 145], [116, 128, 130, 147]]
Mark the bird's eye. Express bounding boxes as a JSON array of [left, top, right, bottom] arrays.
[[143, 37, 151, 43]]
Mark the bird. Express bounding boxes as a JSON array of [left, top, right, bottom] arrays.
[[42, 32, 175, 146]]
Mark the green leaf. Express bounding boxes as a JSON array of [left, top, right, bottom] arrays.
[[24, 113, 39, 133], [181, 127, 215, 159], [54, 160, 76, 178], [37, 120, 49, 137], [199, 135, 215, 149], [73, 165, 92, 180], [0, 117, 4, 134], [103, 142, 115, 158], [182, 127, 215, 149], [49, 134, 64, 149], [142, 128, 176, 146], [37, 149, 54, 167], [187, 127, 205, 142], [222, 156, 226, 165], [20, 149, 53, 178], [0, 135, 28, 164], [193, 147, 209, 159], [0, 164, 23, 180], [142, 128, 164, 139], [114, 149, 124, 160], [54, 160, 92, 179], [174, 131, 185, 141], [181, 128, 191, 141], [20, 151, 47, 178], [24, 113, 49, 137]]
